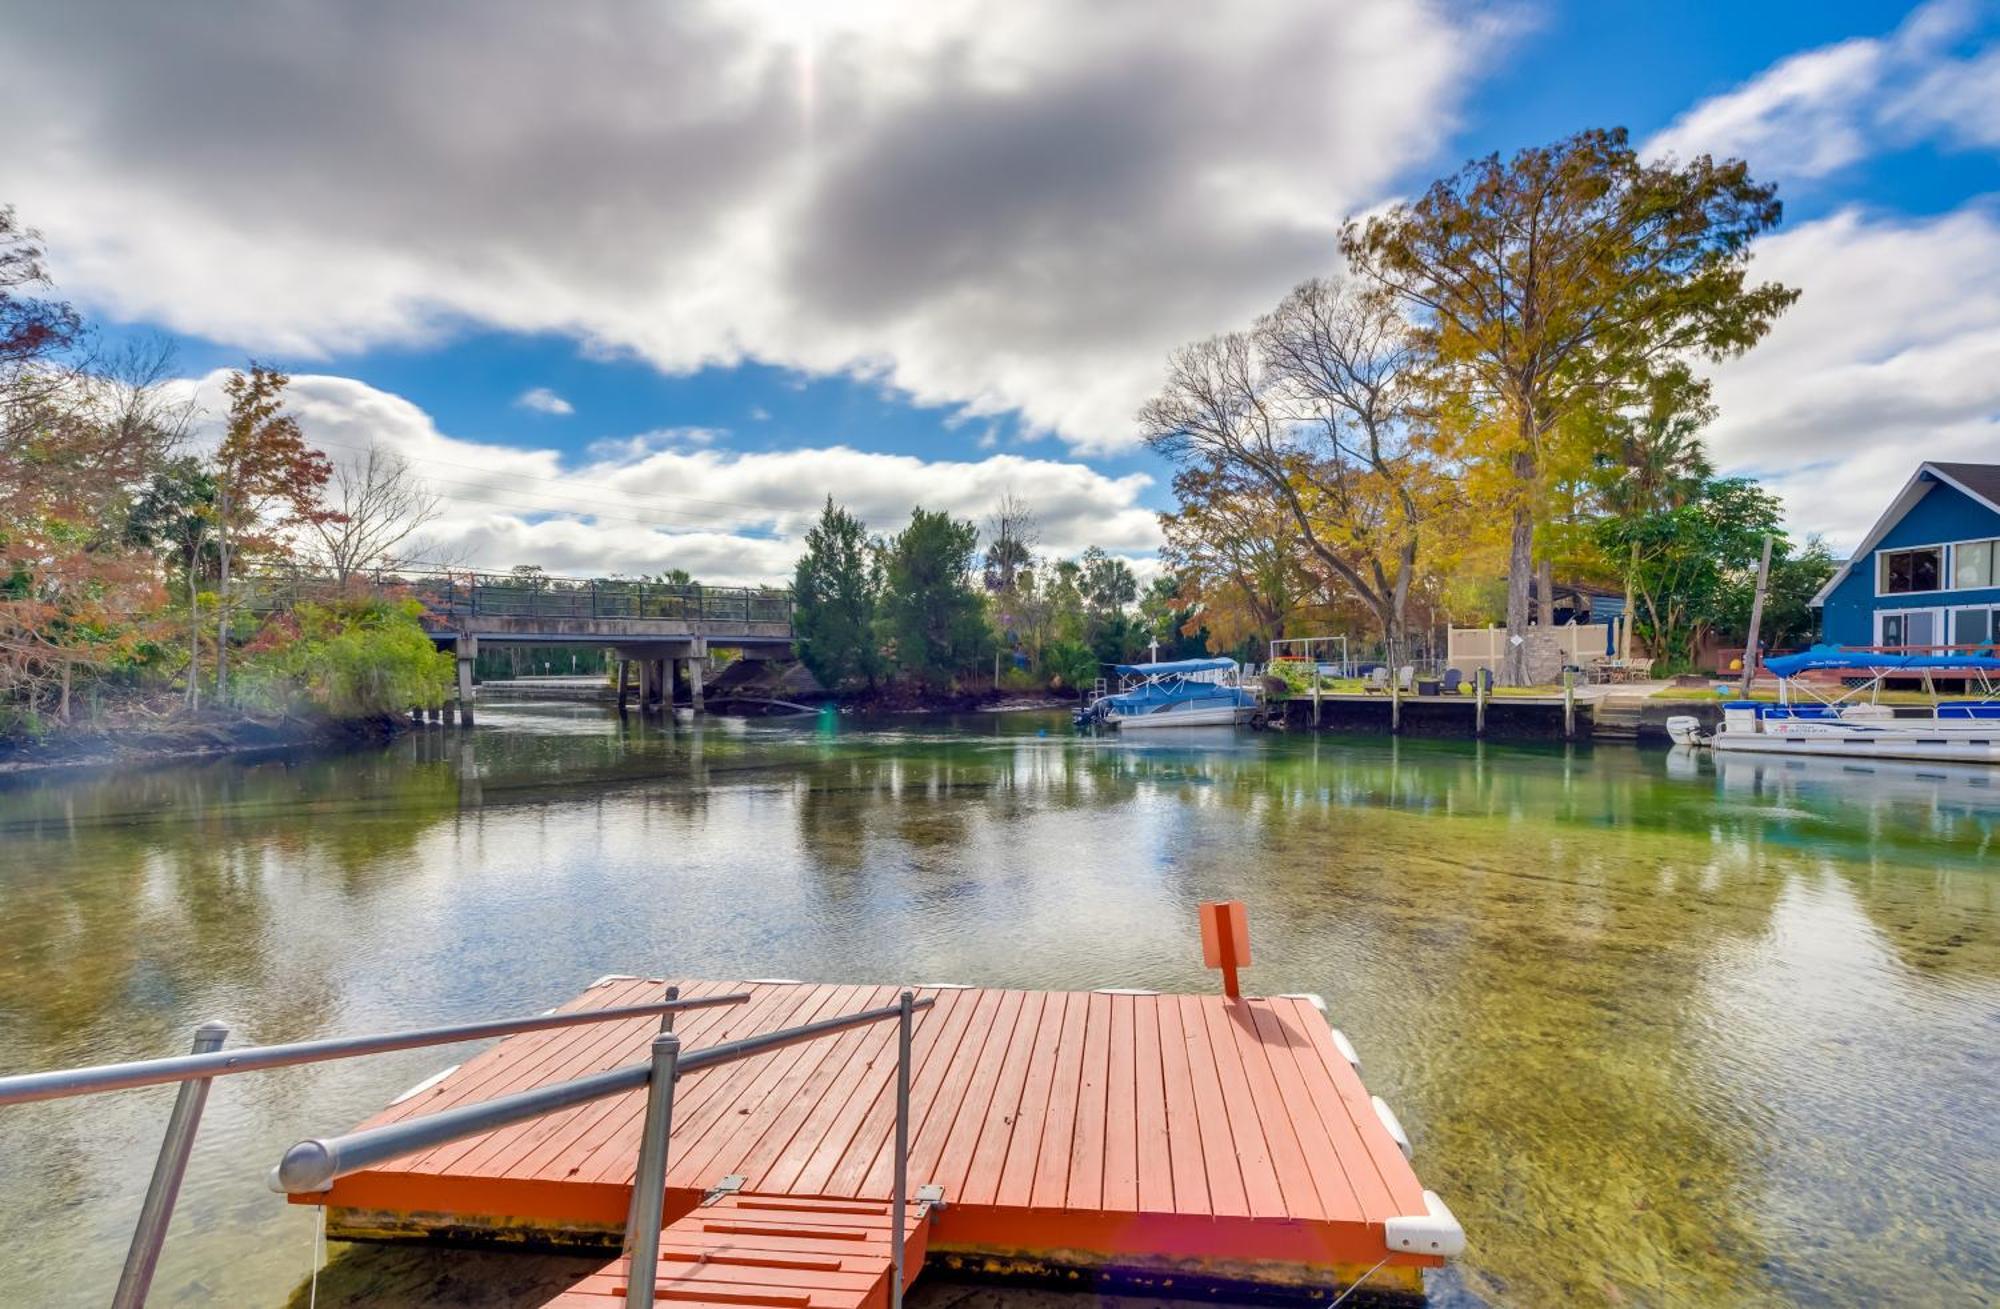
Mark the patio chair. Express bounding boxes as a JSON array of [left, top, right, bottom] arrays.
[[1441, 668, 1464, 695], [1361, 666, 1390, 694], [1396, 665, 1416, 693]]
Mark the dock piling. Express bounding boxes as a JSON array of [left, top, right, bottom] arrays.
[[1475, 670, 1487, 736], [1562, 672, 1576, 739]]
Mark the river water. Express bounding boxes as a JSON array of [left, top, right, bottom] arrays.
[[0, 704, 1994, 1307]]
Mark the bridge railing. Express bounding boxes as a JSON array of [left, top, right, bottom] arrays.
[[241, 567, 792, 628]]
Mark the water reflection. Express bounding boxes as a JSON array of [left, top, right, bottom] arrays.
[[0, 706, 1994, 1306]]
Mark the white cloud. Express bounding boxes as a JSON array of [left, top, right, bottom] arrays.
[[0, 1, 1497, 453], [1704, 204, 2000, 548], [1644, 0, 1997, 178], [514, 386, 574, 415], [174, 371, 1164, 582]]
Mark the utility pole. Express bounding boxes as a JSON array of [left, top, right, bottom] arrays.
[[1738, 534, 1774, 699]]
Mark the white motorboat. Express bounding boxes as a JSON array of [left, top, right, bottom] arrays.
[[1665, 648, 2000, 763], [1075, 657, 1265, 730]]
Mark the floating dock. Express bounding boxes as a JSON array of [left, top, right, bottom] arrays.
[[303, 976, 1459, 1303]]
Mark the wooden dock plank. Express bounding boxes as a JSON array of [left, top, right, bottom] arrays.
[[1028, 988, 1090, 1209], [926, 988, 1026, 1201], [1153, 992, 1206, 1215], [992, 989, 1065, 1209], [1219, 999, 1324, 1221], [1196, 997, 1285, 1219], [1172, 993, 1248, 1217], [1101, 994, 1140, 1212], [1130, 994, 1173, 1213], [1064, 990, 1112, 1210], [954, 989, 1044, 1208], [729, 987, 897, 1192]]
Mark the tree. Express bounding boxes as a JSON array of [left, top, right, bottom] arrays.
[[1159, 461, 1316, 656], [2, 218, 183, 723], [1140, 275, 1445, 661], [305, 441, 442, 582], [1595, 476, 1784, 667], [1593, 370, 1715, 658], [791, 498, 881, 690], [878, 507, 991, 687], [982, 493, 1037, 594], [128, 456, 220, 703], [1343, 127, 1797, 683], [211, 365, 337, 698]]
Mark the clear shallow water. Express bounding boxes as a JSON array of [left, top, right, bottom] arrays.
[[0, 704, 1994, 1307]]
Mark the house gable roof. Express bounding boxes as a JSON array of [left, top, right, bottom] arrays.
[[1809, 462, 2000, 607]]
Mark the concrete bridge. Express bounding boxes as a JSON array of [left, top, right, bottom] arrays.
[[248, 568, 794, 718]]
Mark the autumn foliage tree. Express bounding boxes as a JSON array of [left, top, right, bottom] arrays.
[[0, 209, 186, 726], [211, 365, 338, 697], [1342, 127, 1796, 682]]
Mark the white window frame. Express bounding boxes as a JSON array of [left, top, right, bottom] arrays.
[[1952, 538, 1999, 591], [1876, 542, 1949, 597], [1875, 607, 1946, 648], [1946, 603, 2000, 648], [1875, 535, 2000, 598]]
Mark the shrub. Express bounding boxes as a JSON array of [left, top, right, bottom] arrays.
[[233, 597, 453, 719]]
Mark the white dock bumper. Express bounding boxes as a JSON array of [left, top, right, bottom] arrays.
[[1370, 1095, 1412, 1160], [1384, 1190, 1465, 1258], [1330, 1027, 1362, 1073]]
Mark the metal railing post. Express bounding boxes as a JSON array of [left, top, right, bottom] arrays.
[[624, 1033, 681, 1309], [891, 989, 913, 1309], [111, 1020, 229, 1309], [622, 986, 682, 1241]]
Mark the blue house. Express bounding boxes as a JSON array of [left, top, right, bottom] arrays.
[[1813, 462, 2000, 650]]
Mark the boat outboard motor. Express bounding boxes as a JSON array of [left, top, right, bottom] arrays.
[[1664, 715, 1707, 746]]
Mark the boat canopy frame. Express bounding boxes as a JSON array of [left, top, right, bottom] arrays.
[[1763, 647, 2000, 708]]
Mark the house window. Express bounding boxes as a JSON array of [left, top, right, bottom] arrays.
[[1881, 547, 1942, 594], [1880, 609, 1939, 649], [1955, 607, 1996, 647], [1954, 540, 1996, 589]]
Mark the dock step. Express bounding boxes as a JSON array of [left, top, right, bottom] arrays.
[[545, 1193, 933, 1308]]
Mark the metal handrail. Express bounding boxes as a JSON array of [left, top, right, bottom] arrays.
[[0, 987, 748, 1309], [0, 992, 751, 1106], [273, 992, 937, 1309], [272, 995, 934, 1192]]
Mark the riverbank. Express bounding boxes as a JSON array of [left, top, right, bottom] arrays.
[[0, 711, 413, 776]]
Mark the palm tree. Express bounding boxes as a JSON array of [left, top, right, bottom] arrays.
[[1600, 378, 1714, 660]]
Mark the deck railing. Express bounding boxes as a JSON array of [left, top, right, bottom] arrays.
[[0, 989, 752, 1309], [239, 566, 794, 628], [272, 991, 934, 1309]]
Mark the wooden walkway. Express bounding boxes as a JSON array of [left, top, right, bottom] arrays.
[[312, 978, 1449, 1297], [548, 1193, 931, 1309]]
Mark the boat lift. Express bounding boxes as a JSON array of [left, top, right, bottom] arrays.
[[1268, 636, 1351, 680]]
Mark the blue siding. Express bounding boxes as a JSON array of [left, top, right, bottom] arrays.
[[1821, 479, 2000, 646]]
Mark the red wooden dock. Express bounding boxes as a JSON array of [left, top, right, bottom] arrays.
[[307, 978, 1457, 1299]]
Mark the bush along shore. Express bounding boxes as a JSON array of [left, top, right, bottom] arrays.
[[0, 596, 454, 774]]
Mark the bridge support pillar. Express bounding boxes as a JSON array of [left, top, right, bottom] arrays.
[[455, 636, 477, 726], [616, 659, 632, 715], [687, 654, 704, 713]]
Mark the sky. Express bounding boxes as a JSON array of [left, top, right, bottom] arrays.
[[4, 0, 1997, 583]]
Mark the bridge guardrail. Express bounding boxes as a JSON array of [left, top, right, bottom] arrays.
[[239, 568, 793, 628]]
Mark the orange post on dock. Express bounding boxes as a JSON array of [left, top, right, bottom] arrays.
[[1199, 899, 1251, 998]]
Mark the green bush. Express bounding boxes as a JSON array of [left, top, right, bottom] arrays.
[[233, 597, 453, 720], [1264, 658, 1319, 698], [1043, 639, 1099, 693]]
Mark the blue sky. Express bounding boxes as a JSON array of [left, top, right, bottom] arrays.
[[11, 0, 1999, 579]]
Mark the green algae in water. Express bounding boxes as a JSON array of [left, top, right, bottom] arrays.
[[0, 707, 1994, 1307]]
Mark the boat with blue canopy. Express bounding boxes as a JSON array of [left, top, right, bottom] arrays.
[[1074, 657, 1265, 730], [1666, 646, 2000, 762]]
